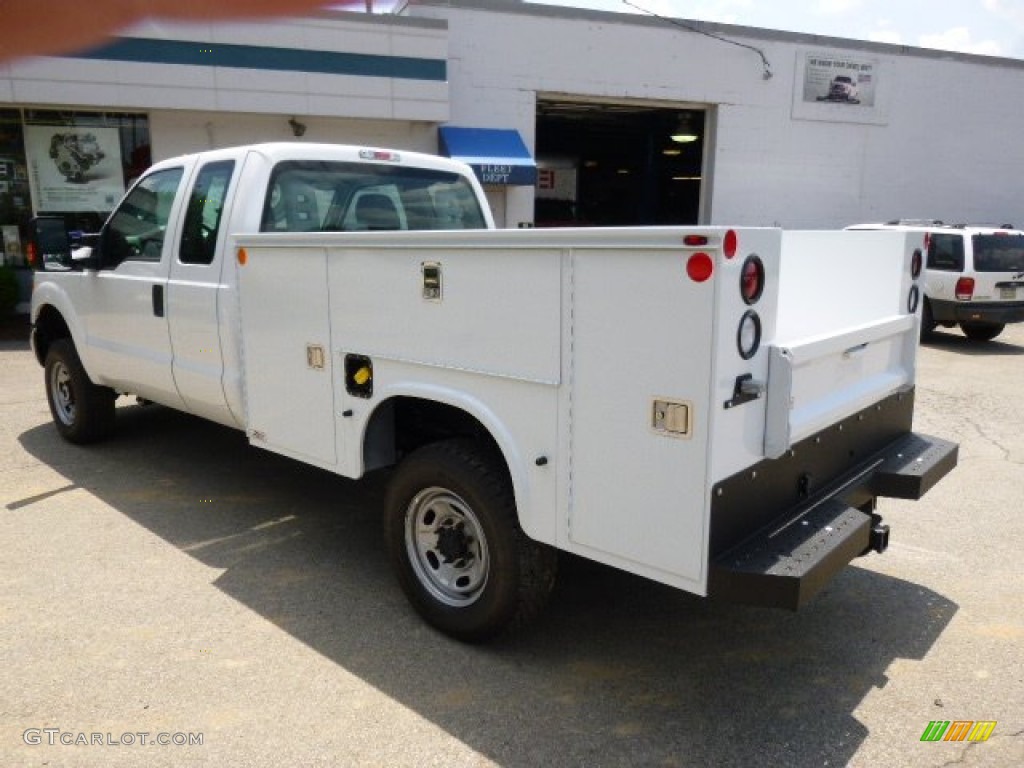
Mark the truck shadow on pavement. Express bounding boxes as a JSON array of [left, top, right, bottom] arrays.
[[18, 404, 957, 768]]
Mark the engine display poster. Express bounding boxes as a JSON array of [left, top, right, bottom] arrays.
[[24, 125, 125, 212], [801, 53, 877, 108]]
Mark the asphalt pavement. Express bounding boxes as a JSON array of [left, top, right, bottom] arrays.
[[1, 321, 1022, 767]]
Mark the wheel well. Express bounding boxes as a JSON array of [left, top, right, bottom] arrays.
[[32, 305, 71, 366], [363, 396, 501, 473]]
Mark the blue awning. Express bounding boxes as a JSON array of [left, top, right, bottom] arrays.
[[438, 126, 537, 186]]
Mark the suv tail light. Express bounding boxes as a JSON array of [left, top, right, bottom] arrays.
[[955, 277, 975, 301]]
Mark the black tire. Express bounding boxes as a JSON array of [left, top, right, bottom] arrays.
[[384, 439, 557, 642], [44, 339, 116, 444], [961, 322, 1004, 342]]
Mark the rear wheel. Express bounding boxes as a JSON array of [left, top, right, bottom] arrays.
[[385, 439, 557, 642], [44, 339, 116, 443], [961, 322, 1004, 342]]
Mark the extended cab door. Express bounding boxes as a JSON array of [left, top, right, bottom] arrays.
[[167, 158, 239, 426], [83, 165, 189, 408]]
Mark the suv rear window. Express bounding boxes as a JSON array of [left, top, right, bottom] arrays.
[[972, 234, 1024, 272], [927, 233, 965, 271]]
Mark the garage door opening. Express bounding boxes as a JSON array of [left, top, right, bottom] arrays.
[[535, 100, 707, 227]]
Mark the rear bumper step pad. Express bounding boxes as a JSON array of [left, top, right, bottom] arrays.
[[709, 499, 870, 610], [709, 431, 958, 610], [870, 432, 959, 499]]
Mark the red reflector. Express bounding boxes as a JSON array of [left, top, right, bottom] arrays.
[[26, 241, 38, 268], [683, 234, 708, 246], [923, 233, 931, 252], [723, 229, 738, 259], [955, 277, 975, 300], [687, 253, 714, 282]]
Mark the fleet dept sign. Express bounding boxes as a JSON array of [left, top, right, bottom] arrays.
[[471, 163, 536, 186]]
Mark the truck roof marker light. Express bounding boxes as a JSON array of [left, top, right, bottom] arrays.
[[911, 249, 923, 279], [687, 252, 714, 282], [237, 248, 248, 266], [683, 234, 708, 247], [723, 229, 738, 259], [359, 149, 401, 163], [740, 254, 765, 304]]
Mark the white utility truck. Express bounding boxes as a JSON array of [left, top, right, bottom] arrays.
[[30, 143, 957, 641]]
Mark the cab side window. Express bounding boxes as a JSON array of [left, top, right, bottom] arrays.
[[927, 233, 965, 272], [103, 167, 184, 266], [180, 160, 235, 265]]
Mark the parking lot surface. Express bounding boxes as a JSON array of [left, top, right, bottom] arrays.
[[1, 323, 1022, 767]]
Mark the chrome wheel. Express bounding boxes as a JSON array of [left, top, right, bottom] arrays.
[[405, 487, 490, 607], [49, 360, 76, 426]]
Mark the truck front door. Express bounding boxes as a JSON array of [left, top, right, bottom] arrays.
[[83, 166, 189, 408]]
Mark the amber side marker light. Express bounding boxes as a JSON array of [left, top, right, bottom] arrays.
[[237, 248, 248, 266]]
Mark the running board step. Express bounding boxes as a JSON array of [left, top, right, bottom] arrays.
[[709, 499, 870, 610]]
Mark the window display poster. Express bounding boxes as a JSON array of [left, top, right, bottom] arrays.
[[802, 53, 877, 108], [24, 125, 125, 212]]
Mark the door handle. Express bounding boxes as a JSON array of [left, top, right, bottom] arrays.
[[152, 285, 164, 317]]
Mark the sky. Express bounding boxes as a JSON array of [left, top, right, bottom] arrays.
[[525, 0, 1024, 59]]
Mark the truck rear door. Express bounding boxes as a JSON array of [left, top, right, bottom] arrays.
[[167, 156, 239, 426]]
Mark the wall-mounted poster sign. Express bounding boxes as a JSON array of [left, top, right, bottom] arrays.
[[802, 53, 877, 107], [24, 125, 125, 212], [793, 51, 888, 125]]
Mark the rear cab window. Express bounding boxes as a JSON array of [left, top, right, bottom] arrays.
[[260, 160, 487, 233]]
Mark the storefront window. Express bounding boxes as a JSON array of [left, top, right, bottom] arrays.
[[0, 109, 30, 267], [0, 110, 151, 268]]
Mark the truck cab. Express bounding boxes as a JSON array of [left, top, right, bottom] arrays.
[[30, 143, 493, 435]]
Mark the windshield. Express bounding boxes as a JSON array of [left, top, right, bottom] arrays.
[[261, 160, 487, 233], [972, 234, 1024, 272]]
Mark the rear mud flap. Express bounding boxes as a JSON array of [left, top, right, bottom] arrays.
[[709, 430, 958, 610]]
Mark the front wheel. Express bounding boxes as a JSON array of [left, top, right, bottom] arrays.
[[44, 339, 116, 444], [961, 321, 1004, 342], [385, 439, 557, 642]]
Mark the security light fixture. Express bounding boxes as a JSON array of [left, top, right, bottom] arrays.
[[671, 114, 699, 143]]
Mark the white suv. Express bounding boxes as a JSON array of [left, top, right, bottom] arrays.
[[847, 220, 1024, 341]]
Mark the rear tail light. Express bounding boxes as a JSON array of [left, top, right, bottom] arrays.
[[955, 277, 975, 301], [740, 255, 765, 304], [737, 310, 762, 359], [26, 241, 38, 269], [683, 234, 708, 246], [911, 249, 923, 279], [908, 285, 920, 314]]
